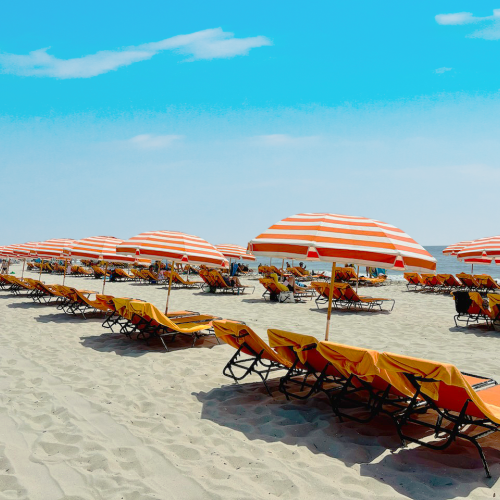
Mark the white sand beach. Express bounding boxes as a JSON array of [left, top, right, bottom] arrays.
[[2, 265, 500, 499]]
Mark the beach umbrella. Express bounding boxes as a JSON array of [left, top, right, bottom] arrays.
[[117, 231, 229, 312], [443, 241, 472, 256], [216, 244, 256, 274], [5, 242, 39, 277], [248, 213, 436, 340], [25, 239, 76, 279], [457, 236, 500, 264], [443, 241, 491, 274], [67, 236, 148, 293]]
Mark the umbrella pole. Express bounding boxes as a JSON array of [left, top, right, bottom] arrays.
[[102, 262, 108, 294], [165, 260, 174, 314], [39, 260, 43, 279], [7, 258, 10, 274], [63, 258, 68, 285], [356, 265, 360, 294], [325, 262, 337, 341], [21, 259, 25, 278], [471, 264, 474, 275]]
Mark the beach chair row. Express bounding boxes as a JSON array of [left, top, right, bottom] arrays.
[[333, 267, 387, 286], [311, 281, 395, 311], [214, 320, 500, 477], [453, 291, 500, 328], [259, 274, 316, 302], [404, 272, 500, 293], [0, 274, 236, 350], [199, 269, 255, 295]]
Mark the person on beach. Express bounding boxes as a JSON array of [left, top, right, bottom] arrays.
[[1, 260, 8, 274]]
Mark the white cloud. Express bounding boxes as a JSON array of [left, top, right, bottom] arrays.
[[435, 9, 500, 40], [253, 134, 320, 146], [127, 134, 183, 149], [434, 67, 452, 74], [0, 28, 272, 79]]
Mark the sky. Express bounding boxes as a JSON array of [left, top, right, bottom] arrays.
[[1, 1, 500, 247]]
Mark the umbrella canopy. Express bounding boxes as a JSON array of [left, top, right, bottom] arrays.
[[27, 238, 76, 258], [457, 236, 500, 262], [249, 213, 435, 341], [67, 235, 148, 264], [0, 247, 15, 258], [248, 213, 436, 273], [117, 230, 228, 313], [216, 244, 256, 261], [117, 231, 228, 267], [443, 240, 472, 256]]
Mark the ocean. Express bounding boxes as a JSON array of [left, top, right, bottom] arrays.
[[256, 246, 500, 281]]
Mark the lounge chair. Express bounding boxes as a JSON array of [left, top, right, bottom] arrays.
[[340, 283, 395, 311], [378, 352, 499, 477], [452, 291, 492, 327], [123, 301, 221, 350], [437, 274, 463, 293], [474, 274, 500, 292], [130, 268, 148, 281], [420, 273, 445, 292], [488, 294, 500, 323], [403, 272, 425, 291], [213, 320, 292, 394], [456, 273, 480, 291], [1, 275, 37, 295], [92, 265, 110, 278], [260, 273, 313, 302], [114, 268, 134, 280], [203, 270, 254, 295], [311, 281, 345, 309], [165, 270, 203, 288], [316, 341, 413, 422], [268, 329, 345, 400]]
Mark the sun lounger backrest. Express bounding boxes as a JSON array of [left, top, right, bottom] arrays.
[[268, 329, 339, 376], [378, 352, 500, 422], [270, 274, 289, 293], [317, 341, 409, 395], [488, 294, 500, 321], [128, 301, 211, 333], [213, 321, 290, 365], [453, 291, 491, 317], [475, 275, 499, 289]]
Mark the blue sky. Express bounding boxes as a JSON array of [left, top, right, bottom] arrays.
[[1, 1, 500, 247]]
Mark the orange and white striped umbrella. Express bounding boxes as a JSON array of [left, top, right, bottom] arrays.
[[8, 242, 40, 257], [248, 213, 436, 272], [27, 238, 76, 258], [457, 236, 500, 262], [216, 244, 256, 261], [117, 231, 229, 268], [67, 236, 150, 264], [0, 246, 15, 258], [443, 241, 472, 256]]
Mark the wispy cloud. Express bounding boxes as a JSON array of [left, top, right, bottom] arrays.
[[0, 28, 272, 79], [252, 134, 320, 146], [127, 134, 184, 149], [434, 67, 452, 74], [435, 9, 500, 40]]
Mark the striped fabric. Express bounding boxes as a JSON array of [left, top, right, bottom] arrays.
[[0, 246, 15, 258], [69, 236, 151, 264], [457, 236, 500, 261], [117, 231, 229, 268], [442, 241, 472, 256], [4, 242, 38, 257], [216, 244, 256, 261], [248, 213, 436, 272], [27, 239, 76, 258]]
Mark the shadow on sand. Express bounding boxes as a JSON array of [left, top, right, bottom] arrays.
[[80, 330, 220, 357], [194, 382, 500, 499]]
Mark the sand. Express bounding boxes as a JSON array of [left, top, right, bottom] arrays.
[[1, 264, 500, 499]]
